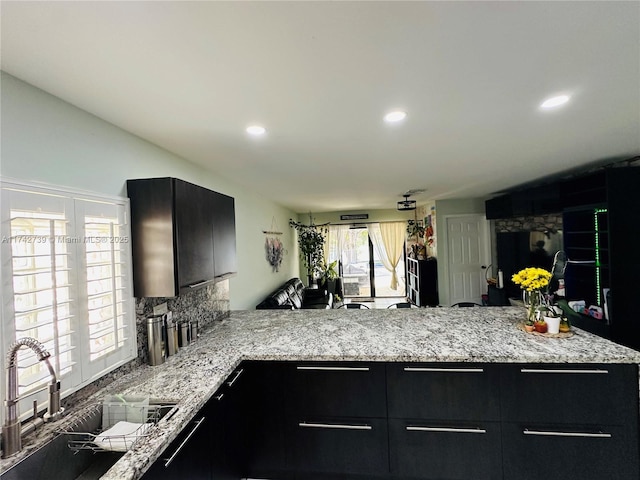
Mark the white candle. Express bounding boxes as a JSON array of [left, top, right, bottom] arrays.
[[497, 270, 504, 289]]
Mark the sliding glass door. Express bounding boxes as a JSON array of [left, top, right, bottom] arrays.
[[327, 225, 405, 300]]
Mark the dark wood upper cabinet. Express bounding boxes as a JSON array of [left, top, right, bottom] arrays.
[[174, 179, 216, 290], [486, 184, 560, 220], [211, 190, 237, 280], [127, 177, 236, 298]]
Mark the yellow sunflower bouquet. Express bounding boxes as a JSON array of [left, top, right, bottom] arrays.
[[512, 267, 553, 324]]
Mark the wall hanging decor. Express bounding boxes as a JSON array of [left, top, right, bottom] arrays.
[[263, 217, 286, 272]]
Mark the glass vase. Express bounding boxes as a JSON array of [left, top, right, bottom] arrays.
[[523, 290, 543, 323]]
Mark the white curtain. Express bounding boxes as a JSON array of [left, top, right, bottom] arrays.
[[325, 224, 350, 267], [367, 222, 406, 290]]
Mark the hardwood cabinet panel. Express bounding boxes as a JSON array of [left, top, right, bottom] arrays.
[[292, 416, 389, 476], [502, 422, 639, 480], [211, 190, 237, 280], [127, 177, 236, 297], [141, 405, 213, 480], [389, 419, 502, 480], [387, 363, 501, 421], [289, 362, 387, 418], [500, 364, 638, 426], [174, 179, 215, 290], [243, 362, 292, 479]]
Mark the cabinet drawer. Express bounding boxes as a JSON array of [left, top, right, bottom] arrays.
[[502, 422, 639, 480], [501, 364, 638, 425], [389, 419, 502, 480], [292, 416, 389, 475], [387, 363, 500, 421], [290, 363, 386, 417]]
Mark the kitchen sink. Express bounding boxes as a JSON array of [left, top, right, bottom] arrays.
[[0, 400, 178, 480]]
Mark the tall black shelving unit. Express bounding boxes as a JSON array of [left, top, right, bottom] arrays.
[[561, 167, 640, 350], [406, 257, 438, 307]]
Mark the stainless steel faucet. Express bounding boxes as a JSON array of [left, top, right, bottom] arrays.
[[2, 337, 65, 458]]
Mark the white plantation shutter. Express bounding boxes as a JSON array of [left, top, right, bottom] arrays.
[[0, 181, 136, 423], [76, 199, 134, 378]]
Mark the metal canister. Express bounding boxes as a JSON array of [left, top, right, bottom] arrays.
[[147, 315, 165, 366], [190, 321, 198, 343], [178, 321, 190, 347], [166, 319, 178, 356]]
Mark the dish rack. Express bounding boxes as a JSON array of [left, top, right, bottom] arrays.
[[58, 401, 168, 453]]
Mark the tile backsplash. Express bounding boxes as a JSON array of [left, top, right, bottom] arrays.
[[61, 280, 230, 410], [135, 280, 231, 364]]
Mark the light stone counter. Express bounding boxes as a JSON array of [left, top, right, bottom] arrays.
[[3, 307, 640, 479]]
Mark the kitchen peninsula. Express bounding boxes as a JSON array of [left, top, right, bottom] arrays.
[[3, 307, 640, 480]]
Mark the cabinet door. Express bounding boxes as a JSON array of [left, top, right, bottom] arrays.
[[127, 177, 178, 297], [290, 363, 386, 418], [174, 179, 215, 291], [387, 363, 501, 421], [389, 419, 502, 480], [211, 190, 237, 279], [141, 404, 212, 480], [501, 364, 638, 425], [216, 366, 250, 478], [502, 422, 639, 480], [292, 416, 389, 476], [243, 362, 291, 479]]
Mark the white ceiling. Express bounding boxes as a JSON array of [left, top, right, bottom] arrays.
[[2, 1, 639, 213]]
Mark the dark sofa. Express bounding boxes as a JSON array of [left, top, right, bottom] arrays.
[[256, 278, 333, 309]]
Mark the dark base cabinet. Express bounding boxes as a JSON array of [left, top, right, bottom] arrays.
[[389, 419, 502, 480], [141, 403, 213, 480], [502, 422, 638, 480], [141, 365, 248, 480], [142, 361, 639, 480], [287, 362, 389, 478], [293, 417, 389, 476], [499, 363, 640, 480], [243, 361, 292, 479]]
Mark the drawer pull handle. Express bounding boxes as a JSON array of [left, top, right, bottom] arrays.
[[214, 393, 224, 401], [520, 368, 608, 375], [523, 429, 612, 438], [226, 368, 244, 387], [406, 426, 487, 434], [296, 366, 370, 371], [404, 367, 484, 373], [187, 279, 214, 289], [163, 417, 206, 467], [299, 422, 372, 430]]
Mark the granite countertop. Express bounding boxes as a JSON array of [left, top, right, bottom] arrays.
[[3, 307, 640, 479]]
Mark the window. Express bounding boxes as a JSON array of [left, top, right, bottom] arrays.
[[1, 181, 136, 423]]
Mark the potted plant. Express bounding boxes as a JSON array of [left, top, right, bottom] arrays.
[[407, 220, 426, 259], [289, 219, 327, 285], [318, 259, 339, 289], [543, 306, 563, 334]]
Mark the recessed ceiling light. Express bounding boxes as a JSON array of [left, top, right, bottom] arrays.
[[540, 95, 570, 109], [246, 125, 266, 136], [384, 111, 407, 123]]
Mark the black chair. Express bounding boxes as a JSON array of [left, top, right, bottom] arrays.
[[387, 302, 413, 309], [340, 303, 370, 309], [450, 302, 483, 307]]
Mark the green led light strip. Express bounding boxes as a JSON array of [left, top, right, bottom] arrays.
[[594, 208, 607, 305]]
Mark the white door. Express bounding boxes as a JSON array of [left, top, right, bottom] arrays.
[[446, 215, 489, 305]]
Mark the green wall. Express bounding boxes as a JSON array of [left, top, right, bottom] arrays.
[[0, 72, 298, 310]]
